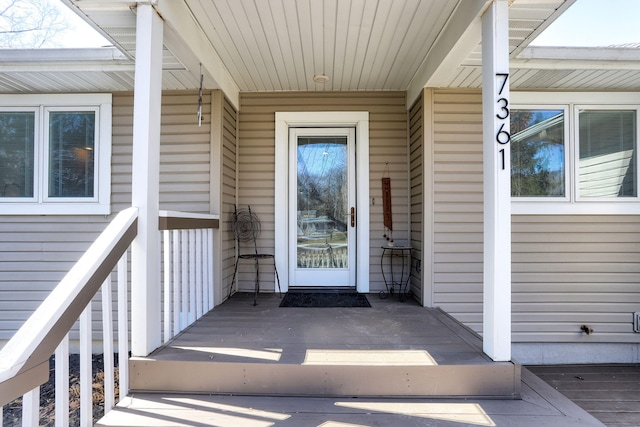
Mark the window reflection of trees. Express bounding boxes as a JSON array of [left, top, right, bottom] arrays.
[[297, 137, 348, 234], [511, 110, 565, 197], [297, 137, 349, 269]]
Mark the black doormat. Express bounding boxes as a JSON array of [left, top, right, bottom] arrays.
[[279, 291, 371, 308]]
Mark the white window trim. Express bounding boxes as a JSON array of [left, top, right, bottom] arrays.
[[0, 94, 112, 215], [511, 92, 640, 215]]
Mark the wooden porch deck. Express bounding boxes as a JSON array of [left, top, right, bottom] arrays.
[[128, 292, 519, 398], [97, 293, 606, 426]]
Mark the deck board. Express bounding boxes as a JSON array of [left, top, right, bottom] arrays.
[[528, 364, 640, 427]]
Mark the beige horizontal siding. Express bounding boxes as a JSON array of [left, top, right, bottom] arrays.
[[431, 89, 640, 345], [513, 214, 640, 343], [431, 89, 484, 331], [238, 92, 408, 292], [0, 90, 215, 345], [0, 216, 109, 342], [112, 91, 213, 213], [408, 93, 424, 303], [221, 95, 238, 297]]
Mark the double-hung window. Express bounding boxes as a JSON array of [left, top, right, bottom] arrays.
[[0, 94, 111, 215], [511, 93, 640, 214]]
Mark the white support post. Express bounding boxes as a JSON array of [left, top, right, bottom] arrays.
[[101, 278, 115, 412], [117, 253, 129, 398], [22, 387, 39, 427], [207, 228, 215, 310], [181, 230, 188, 328], [163, 230, 171, 343], [195, 230, 203, 318], [189, 229, 196, 323], [131, 3, 163, 357], [79, 306, 92, 427], [172, 230, 180, 336], [54, 335, 70, 427], [482, 0, 512, 362]]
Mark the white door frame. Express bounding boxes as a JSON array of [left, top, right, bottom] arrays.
[[275, 112, 370, 293]]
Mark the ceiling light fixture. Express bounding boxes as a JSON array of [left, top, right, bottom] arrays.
[[313, 74, 330, 83]]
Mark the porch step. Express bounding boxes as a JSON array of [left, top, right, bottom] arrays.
[[130, 357, 520, 398], [129, 293, 520, 398]]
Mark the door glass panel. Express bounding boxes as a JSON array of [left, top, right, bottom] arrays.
[[297, 136, 348, 269]]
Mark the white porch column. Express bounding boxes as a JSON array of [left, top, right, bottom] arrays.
[[481, 0, 511, 362], [131, 3, 163, 356]]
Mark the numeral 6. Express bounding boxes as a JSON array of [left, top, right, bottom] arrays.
[[496, 123, 510, 144]]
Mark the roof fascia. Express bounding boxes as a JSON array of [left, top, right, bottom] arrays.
[[510, 0, 577, 58], [60, 0, 131, 55], [513, 46, 640, 70], [154, 0, 240, 110], [407, 0, 490, 107], [0, 47, 133, 72]]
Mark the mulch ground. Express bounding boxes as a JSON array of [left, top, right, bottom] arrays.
[[2, 354, 119, 427]]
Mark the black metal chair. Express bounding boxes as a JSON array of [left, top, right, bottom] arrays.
[[229, 205, 281, 305]]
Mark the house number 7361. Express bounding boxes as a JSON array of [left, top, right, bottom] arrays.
[[495, 73, 510, 170]]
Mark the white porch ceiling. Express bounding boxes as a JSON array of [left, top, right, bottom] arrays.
[[0, 0, 638, 104], [178, 0, 459, 92]]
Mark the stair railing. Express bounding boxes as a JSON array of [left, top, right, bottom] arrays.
[[0, 208, 219, 426], [0, 207, 138, 426]]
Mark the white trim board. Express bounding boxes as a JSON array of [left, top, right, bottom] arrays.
[[275, 112, 370, 293], [513, 343, 640, 365]]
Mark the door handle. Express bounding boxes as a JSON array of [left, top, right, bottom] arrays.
[[350, 207, 355, 227]]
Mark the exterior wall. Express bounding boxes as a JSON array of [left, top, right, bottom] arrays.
[[0, 90, 218, 347], [512, 215, 640, 344], [408, 93, 424, 303], [429, 88, 640, 362], [221, 96, 238, 298], [432, 89, 484, 331], [0, 214, 108, 344], [112, 91, 213, 213], [238, 92, 409, 292]]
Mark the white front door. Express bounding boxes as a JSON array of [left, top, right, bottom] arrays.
[[288, 127, 356, 287]]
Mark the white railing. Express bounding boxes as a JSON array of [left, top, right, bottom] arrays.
[[0, 209, 219, 426], [159, 210, 219, 343]]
